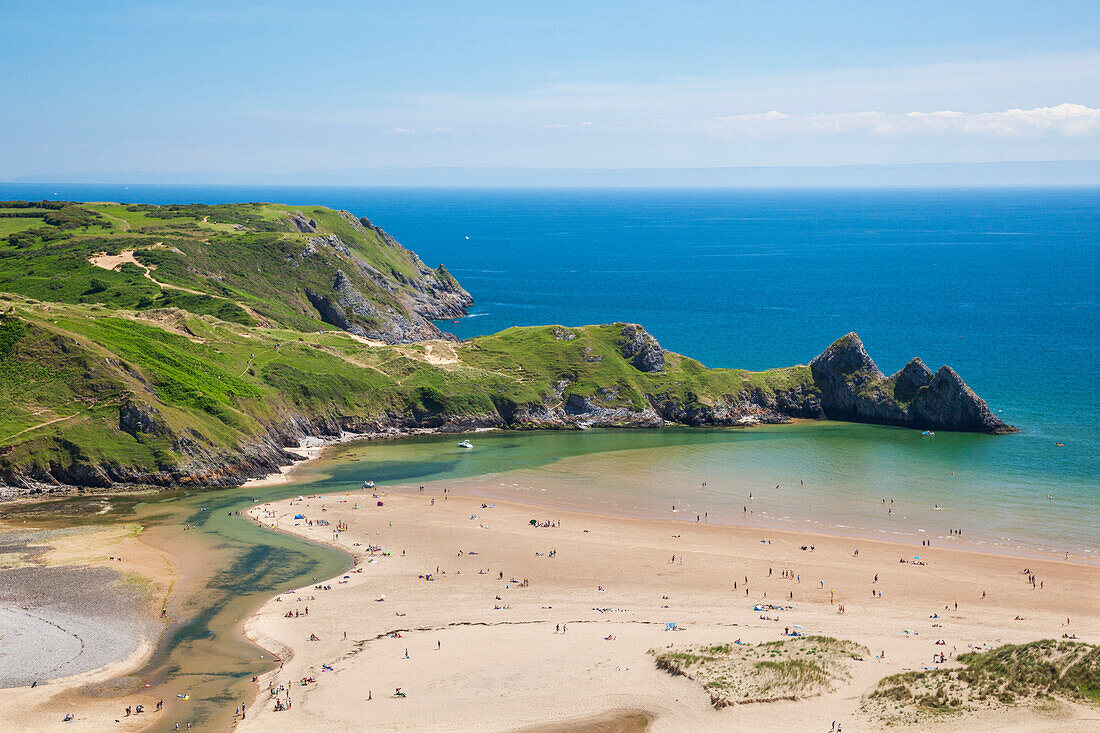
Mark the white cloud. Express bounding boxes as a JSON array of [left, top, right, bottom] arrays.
[[224, 51, 1100, 168], [697, 104, 1100, 138], [542, 121, 599, 130]]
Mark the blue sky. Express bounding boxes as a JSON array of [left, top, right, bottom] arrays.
[[2, 0, 1099, 178]]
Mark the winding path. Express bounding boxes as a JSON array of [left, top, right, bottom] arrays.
[[0, 412, 81, 444], [88, 248, 206, 296]]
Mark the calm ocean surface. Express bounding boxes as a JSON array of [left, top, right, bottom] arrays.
[[3, 184, 1097, 552]]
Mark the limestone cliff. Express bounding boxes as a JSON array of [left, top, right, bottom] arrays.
[[809, 333, 1015, 434], [298, 215, 472, 344]]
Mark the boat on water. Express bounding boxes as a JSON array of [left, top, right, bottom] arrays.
[[363, 480, 375, 489], [458, 440, 473, 449], [922, 430, 935, 436]]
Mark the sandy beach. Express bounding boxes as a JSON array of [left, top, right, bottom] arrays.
[[239, 487, 1100, 732], [1, 436, 1096, 732], [0, 522, 173, 731]]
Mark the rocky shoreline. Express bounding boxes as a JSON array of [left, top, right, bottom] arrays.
[[0, 326, 1014, 496], [0, 200, 1015, 498]]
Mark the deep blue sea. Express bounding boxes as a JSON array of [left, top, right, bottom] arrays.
[[3, 184, 1098, 550]]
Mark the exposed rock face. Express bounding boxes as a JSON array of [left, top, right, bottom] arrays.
[[618, 324, 666, 372], [809, 333, 884, 416], [297, 216, 473, 344], [306, 269, 466, 344], [332, 269, 379, 325], [304, 286, 352, 333], [309, 233, 351, 255], [647, 387, 822, 427], [810, 334, 1015, 434], [118, 401, 162, 437], [397, 264, 473, 322], [289, 212, 317, 233], [892, 357, 933, 403], [908, 366, 1012, 433], [359, 216, 400, 247]]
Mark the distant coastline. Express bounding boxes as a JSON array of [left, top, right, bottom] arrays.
[[8, 159, 1100, 187]]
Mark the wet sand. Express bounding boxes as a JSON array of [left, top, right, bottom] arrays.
[[0, 435, 351, 732], [239, 488, 1100, 732], [0, 523, 172, 730]]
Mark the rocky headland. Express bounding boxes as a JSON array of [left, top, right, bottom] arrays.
[[0, 201, 1014, 495]]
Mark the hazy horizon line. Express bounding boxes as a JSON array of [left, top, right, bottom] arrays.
[[6, 159, 1100, 188]]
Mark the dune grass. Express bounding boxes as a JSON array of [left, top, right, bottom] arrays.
[[864, 640, 1100, 725], [652, 636, 869, 706]]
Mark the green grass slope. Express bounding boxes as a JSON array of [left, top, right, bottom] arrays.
[[0, 296, 817, 490], [0, 199, 1012, 492], [0, 200, 470, 343]]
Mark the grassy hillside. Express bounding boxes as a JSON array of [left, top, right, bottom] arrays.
[[0, 200, 1010, 491], [0, 200, 469, 342], [0, 293, 816, 489]]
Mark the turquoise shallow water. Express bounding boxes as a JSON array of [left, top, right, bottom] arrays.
[[298, 425, 1099, 557], [1, 184, 1096, 552]]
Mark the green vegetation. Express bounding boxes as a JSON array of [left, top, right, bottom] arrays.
[[864, 640, 1100, 724], [0, 200, 459, 338], [0, 294, 818, 488], [652, 636, 869, 705], [0, 199, 828, 490]]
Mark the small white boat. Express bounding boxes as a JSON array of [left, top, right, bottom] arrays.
[[922, 431, 935, 437], [363, 480, 375, 489], [458, 440, 473, 449]]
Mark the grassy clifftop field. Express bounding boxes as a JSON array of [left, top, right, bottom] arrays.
[[0, 201, 1012, 492], [0, 200, 470, 342]]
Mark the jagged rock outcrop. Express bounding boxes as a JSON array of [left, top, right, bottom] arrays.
[[810, 334, 1015, 434], [892, 357, 933, 403], [908, 366, 1011, 433], [306, 270, 462, 344], [289, 212, 317, 233], [309, 233, 351, 255], [296, 215, 473, 343], [809, 333, 884, 416], [618, 324, 666, 372], [359, 216, 400, 247], [118, 401, 162, 437], [397, 263, 473, 321]]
